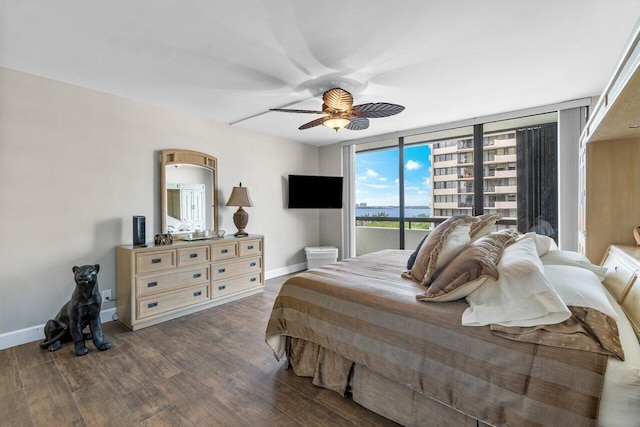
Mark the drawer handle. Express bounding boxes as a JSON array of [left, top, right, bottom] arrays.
[[218, 268, 226, 273], [189, 253, 198, 259], [221, 249, 228, 254], [248, 245, 254, 250], [615, 266, 619, 272], [250, 262, 256, 267], [151, 258, 161, 264], [218, 285, 226, 290], [193, 273, 201, 279], [148, 302, 158, 308], [193, 291, 202, 297], [147, 281, 158, 288], [250, 277, 257, 282]]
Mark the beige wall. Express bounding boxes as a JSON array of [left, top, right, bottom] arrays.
[[0, 67, 321, 335], [318, 143, 343, 256]]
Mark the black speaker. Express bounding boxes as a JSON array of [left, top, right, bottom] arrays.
[[133, 216, 146, 246]]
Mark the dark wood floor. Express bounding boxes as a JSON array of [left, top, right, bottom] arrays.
[[0, 274, 399, 427]]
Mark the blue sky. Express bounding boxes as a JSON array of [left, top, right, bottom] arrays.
[[355, 144, 432, 206]]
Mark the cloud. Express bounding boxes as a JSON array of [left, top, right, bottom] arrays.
[[366, 184, 394, 189], [405, 160, 420, 171], [379, 177, 388, 182], [366, 169, 379, 177]]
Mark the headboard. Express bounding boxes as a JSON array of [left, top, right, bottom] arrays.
[[601, 244, 640, 342]]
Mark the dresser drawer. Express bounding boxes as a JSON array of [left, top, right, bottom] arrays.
[[211, 242, 238, 261], [137, 284, 209, 319], [136, 266, 209, 298], [239, 239, 262, 257], [136, 250, 176, 274], [602, 250, 637, 302], [177, 245, 210, 267], [213, 256, 262, 280], [213, 273, 262, 297]]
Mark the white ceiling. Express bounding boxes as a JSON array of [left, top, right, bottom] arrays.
[[1, 1, 638, 146]]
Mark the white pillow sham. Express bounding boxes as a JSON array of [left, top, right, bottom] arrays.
[[462, 237, 571, 327], [540, 250, 608, 281], [543, 264, 618, 320]]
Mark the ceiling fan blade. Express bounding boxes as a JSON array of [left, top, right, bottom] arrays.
[[270, 108, 325, 114], [352, 102, 405, 118], [323, 88, 353, 111], [345, 117, 369, 130], [298, 117, 326, 130]]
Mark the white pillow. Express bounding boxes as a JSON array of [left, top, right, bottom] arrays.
[[540, 250, 608, 281], [462, 237, 571, 327], [543, 264, 618, 320], [517, 232, 558, 257]]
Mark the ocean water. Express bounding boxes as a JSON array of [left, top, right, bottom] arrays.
[[356, 207, 430, 217]]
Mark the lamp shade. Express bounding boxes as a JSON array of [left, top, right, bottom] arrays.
[[225, 183, 253, 207], [322, 116, 350, 131]]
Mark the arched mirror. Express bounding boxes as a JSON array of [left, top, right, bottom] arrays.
[[160, 149, 218, 235]]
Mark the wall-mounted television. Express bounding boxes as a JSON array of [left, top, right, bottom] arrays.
[[288, 174, 343, 209]]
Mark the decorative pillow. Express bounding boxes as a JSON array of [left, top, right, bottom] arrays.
[[540, 250, 608, 281], [462, 237, 571, 327], [402, 216, 477, 285], [469, 213, 502, 242], [417, 229, 519, 302], [406, 233, 428, 270]]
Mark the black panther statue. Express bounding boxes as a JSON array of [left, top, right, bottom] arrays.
[[39, 264, 111, 356]]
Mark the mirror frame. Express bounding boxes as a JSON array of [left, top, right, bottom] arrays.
[[160, 149, 218, 235]]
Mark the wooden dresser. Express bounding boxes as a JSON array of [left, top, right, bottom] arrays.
[[601, 244, 640, 339], [116, 234, 264, 330]]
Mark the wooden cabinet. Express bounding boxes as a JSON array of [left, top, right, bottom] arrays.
[[600, 245, 640, 340], [578, 20, 640, 263], [117, 235, 264, 330]]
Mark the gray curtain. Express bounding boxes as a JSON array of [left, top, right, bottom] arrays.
[[516, 123, 558, 242]]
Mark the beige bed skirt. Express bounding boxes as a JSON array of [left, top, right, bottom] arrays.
[[287, 337, 487, 427]]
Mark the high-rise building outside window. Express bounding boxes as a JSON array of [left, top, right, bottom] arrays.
[[354, 113, 558, 256]]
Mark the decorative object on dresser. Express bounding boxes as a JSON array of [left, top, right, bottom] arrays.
[[116, 235, 264, 330], [40, 264, 111, 356], [154, 233, 173, 245], [133, 215, 146, 246], [225, 182, 253, 237], [634, 226, 640, 245]]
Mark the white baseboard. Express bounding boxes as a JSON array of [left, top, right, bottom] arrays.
[[265, 262, 306, 280], [1, 263, 306, 350], [0, 308, 117, 351]]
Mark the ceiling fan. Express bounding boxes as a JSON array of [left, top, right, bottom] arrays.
[[270, 87, 405, 131]]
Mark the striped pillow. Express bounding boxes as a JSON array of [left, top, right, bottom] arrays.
[[402, 216, 477, 285], [417, 229, 519, 302]]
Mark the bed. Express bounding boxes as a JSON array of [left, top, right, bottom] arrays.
[[265, 216, 640, 426]]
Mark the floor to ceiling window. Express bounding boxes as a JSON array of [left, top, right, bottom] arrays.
[[354, 113, 558, 256]]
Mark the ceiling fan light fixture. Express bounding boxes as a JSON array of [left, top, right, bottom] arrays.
[[322, 116, 350, 131]]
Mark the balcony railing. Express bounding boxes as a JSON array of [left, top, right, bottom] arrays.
[[355, 217, 517, 255], [356, 216, 442, 230]]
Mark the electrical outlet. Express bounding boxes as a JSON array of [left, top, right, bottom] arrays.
[[102, 290, 112, 301]]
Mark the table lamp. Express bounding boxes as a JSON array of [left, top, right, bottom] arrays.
[[225, 182, 253, 237]]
